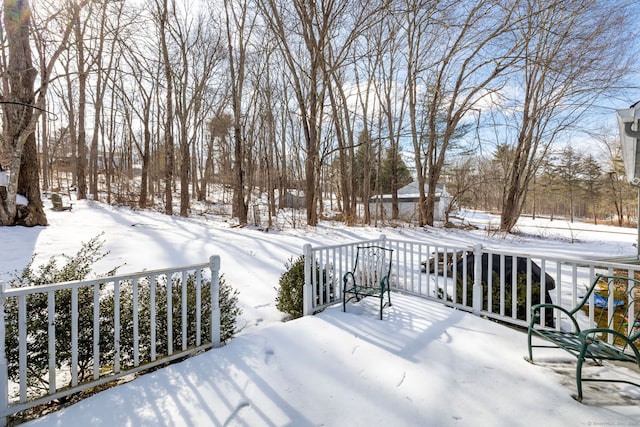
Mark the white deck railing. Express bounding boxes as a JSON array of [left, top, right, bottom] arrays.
[[303, 235, 640, 330], [0, 256, 221, 425]]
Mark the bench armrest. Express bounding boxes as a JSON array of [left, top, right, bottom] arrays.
[[578, 328, 640, 362], [380, 275, 389, 292], [343, 271, 355, 291], [530, 303, 580, 332]]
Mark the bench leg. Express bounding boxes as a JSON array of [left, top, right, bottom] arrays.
[[527, 328, 534, 362], [575, 350, 587, 402], [343, 278, 349, 313]]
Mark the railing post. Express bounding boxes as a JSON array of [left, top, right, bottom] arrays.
[[303, 244, 313, 316], [209, 255, 221, 347], [0, 281, 8, 427], [379, 234, 387, 247], [472, 244, 484, 315]]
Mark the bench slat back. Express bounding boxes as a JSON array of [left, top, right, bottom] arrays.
[[352, 246, 393, 289], [581, 274, 640, 348]]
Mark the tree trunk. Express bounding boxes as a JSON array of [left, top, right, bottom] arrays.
[[39, 48, 50, 193], [73, 4, 87, 200], [16, 133, 46, 226], [327, 84, 352, 225], [180, 133, 190, 217], [159, 0, 174, 215], [139, 109, 151, 208], [0, 0, 46, 226]]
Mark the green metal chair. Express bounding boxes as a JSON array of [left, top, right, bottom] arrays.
[[343, 245, 393, 320]]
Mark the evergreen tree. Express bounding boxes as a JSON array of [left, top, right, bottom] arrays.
[[380, 148, 412, 193]]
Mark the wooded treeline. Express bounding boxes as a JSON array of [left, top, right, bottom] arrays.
[[449, 141, 638, 226], [0, 0, 637, 230]]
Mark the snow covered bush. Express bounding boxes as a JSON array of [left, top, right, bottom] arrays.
[[276, 256, 305, 319], [116, 272, 241, 367], [4, 236, 242, 398], [4, 235, 117, 395], [276, 255, 332, 320]]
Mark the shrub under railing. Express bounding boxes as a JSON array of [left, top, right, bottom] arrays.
[[0, 256, 222, 425]]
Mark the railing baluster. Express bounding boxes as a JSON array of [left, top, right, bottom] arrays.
[[555, 261, 562, 329], [167, 273, 173, 356], [195, 269, 202, 347], [525, 258, 532, 323], [450, 248, 457, 302], [47, 291, 55, 395], [426, 244, 432, 297], [338, 246, 343, 299], [114, 279, 121, 374], [499, 254, 505, 317], [417, 243, 423, 296], [0, 283, 6, 427], [572, 264, 578, 308], [18, 295, 26, 404], [461, 251, 468, 306], [403, 241, 409, 293], [331, 248, 337, 303], [539, 258, 546, 325], [93, 283, 100, 380], [511, 259, 517, 320], [150, 274, 156, 362], [317, 250, 323, 305], [586, 265, 595, 327], [133, 277, 139, 367], [182, 270, 188, 351], [210, 255, 221, 347], [71, 286, 78, 387]]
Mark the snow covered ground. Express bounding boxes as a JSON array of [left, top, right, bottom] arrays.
[[2, 200, 640, 426]]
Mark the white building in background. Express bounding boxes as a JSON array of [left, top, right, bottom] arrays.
[[368, 181, 452, 222]]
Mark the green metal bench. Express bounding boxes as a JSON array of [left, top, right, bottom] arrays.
[[343, 245, 393, 320], [527, 273, 640, 402]]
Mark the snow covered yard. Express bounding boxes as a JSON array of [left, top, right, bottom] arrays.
[[3, 200, 640, 426], [21, 293, 640, 427]]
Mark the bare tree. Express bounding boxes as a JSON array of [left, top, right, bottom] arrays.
[[403, 0, 523, 227], [223, 0, 254, 224], [258, 0, 385, 225], [70, 0, 89, 200], [372, 10, 405, 221], [251, 39, 281, 225], [171, 6, 223, 217], [499, 0, 634, 231], [153, 0, 175, 215], [598, 134, 634, 227], [88, 0, 127, 200], [116, 37, 159, 208], [257, 0, 330, 226]]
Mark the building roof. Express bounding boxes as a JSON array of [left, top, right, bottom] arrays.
[[396, 181, 448, 197], [369, 181, 450, 202]]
